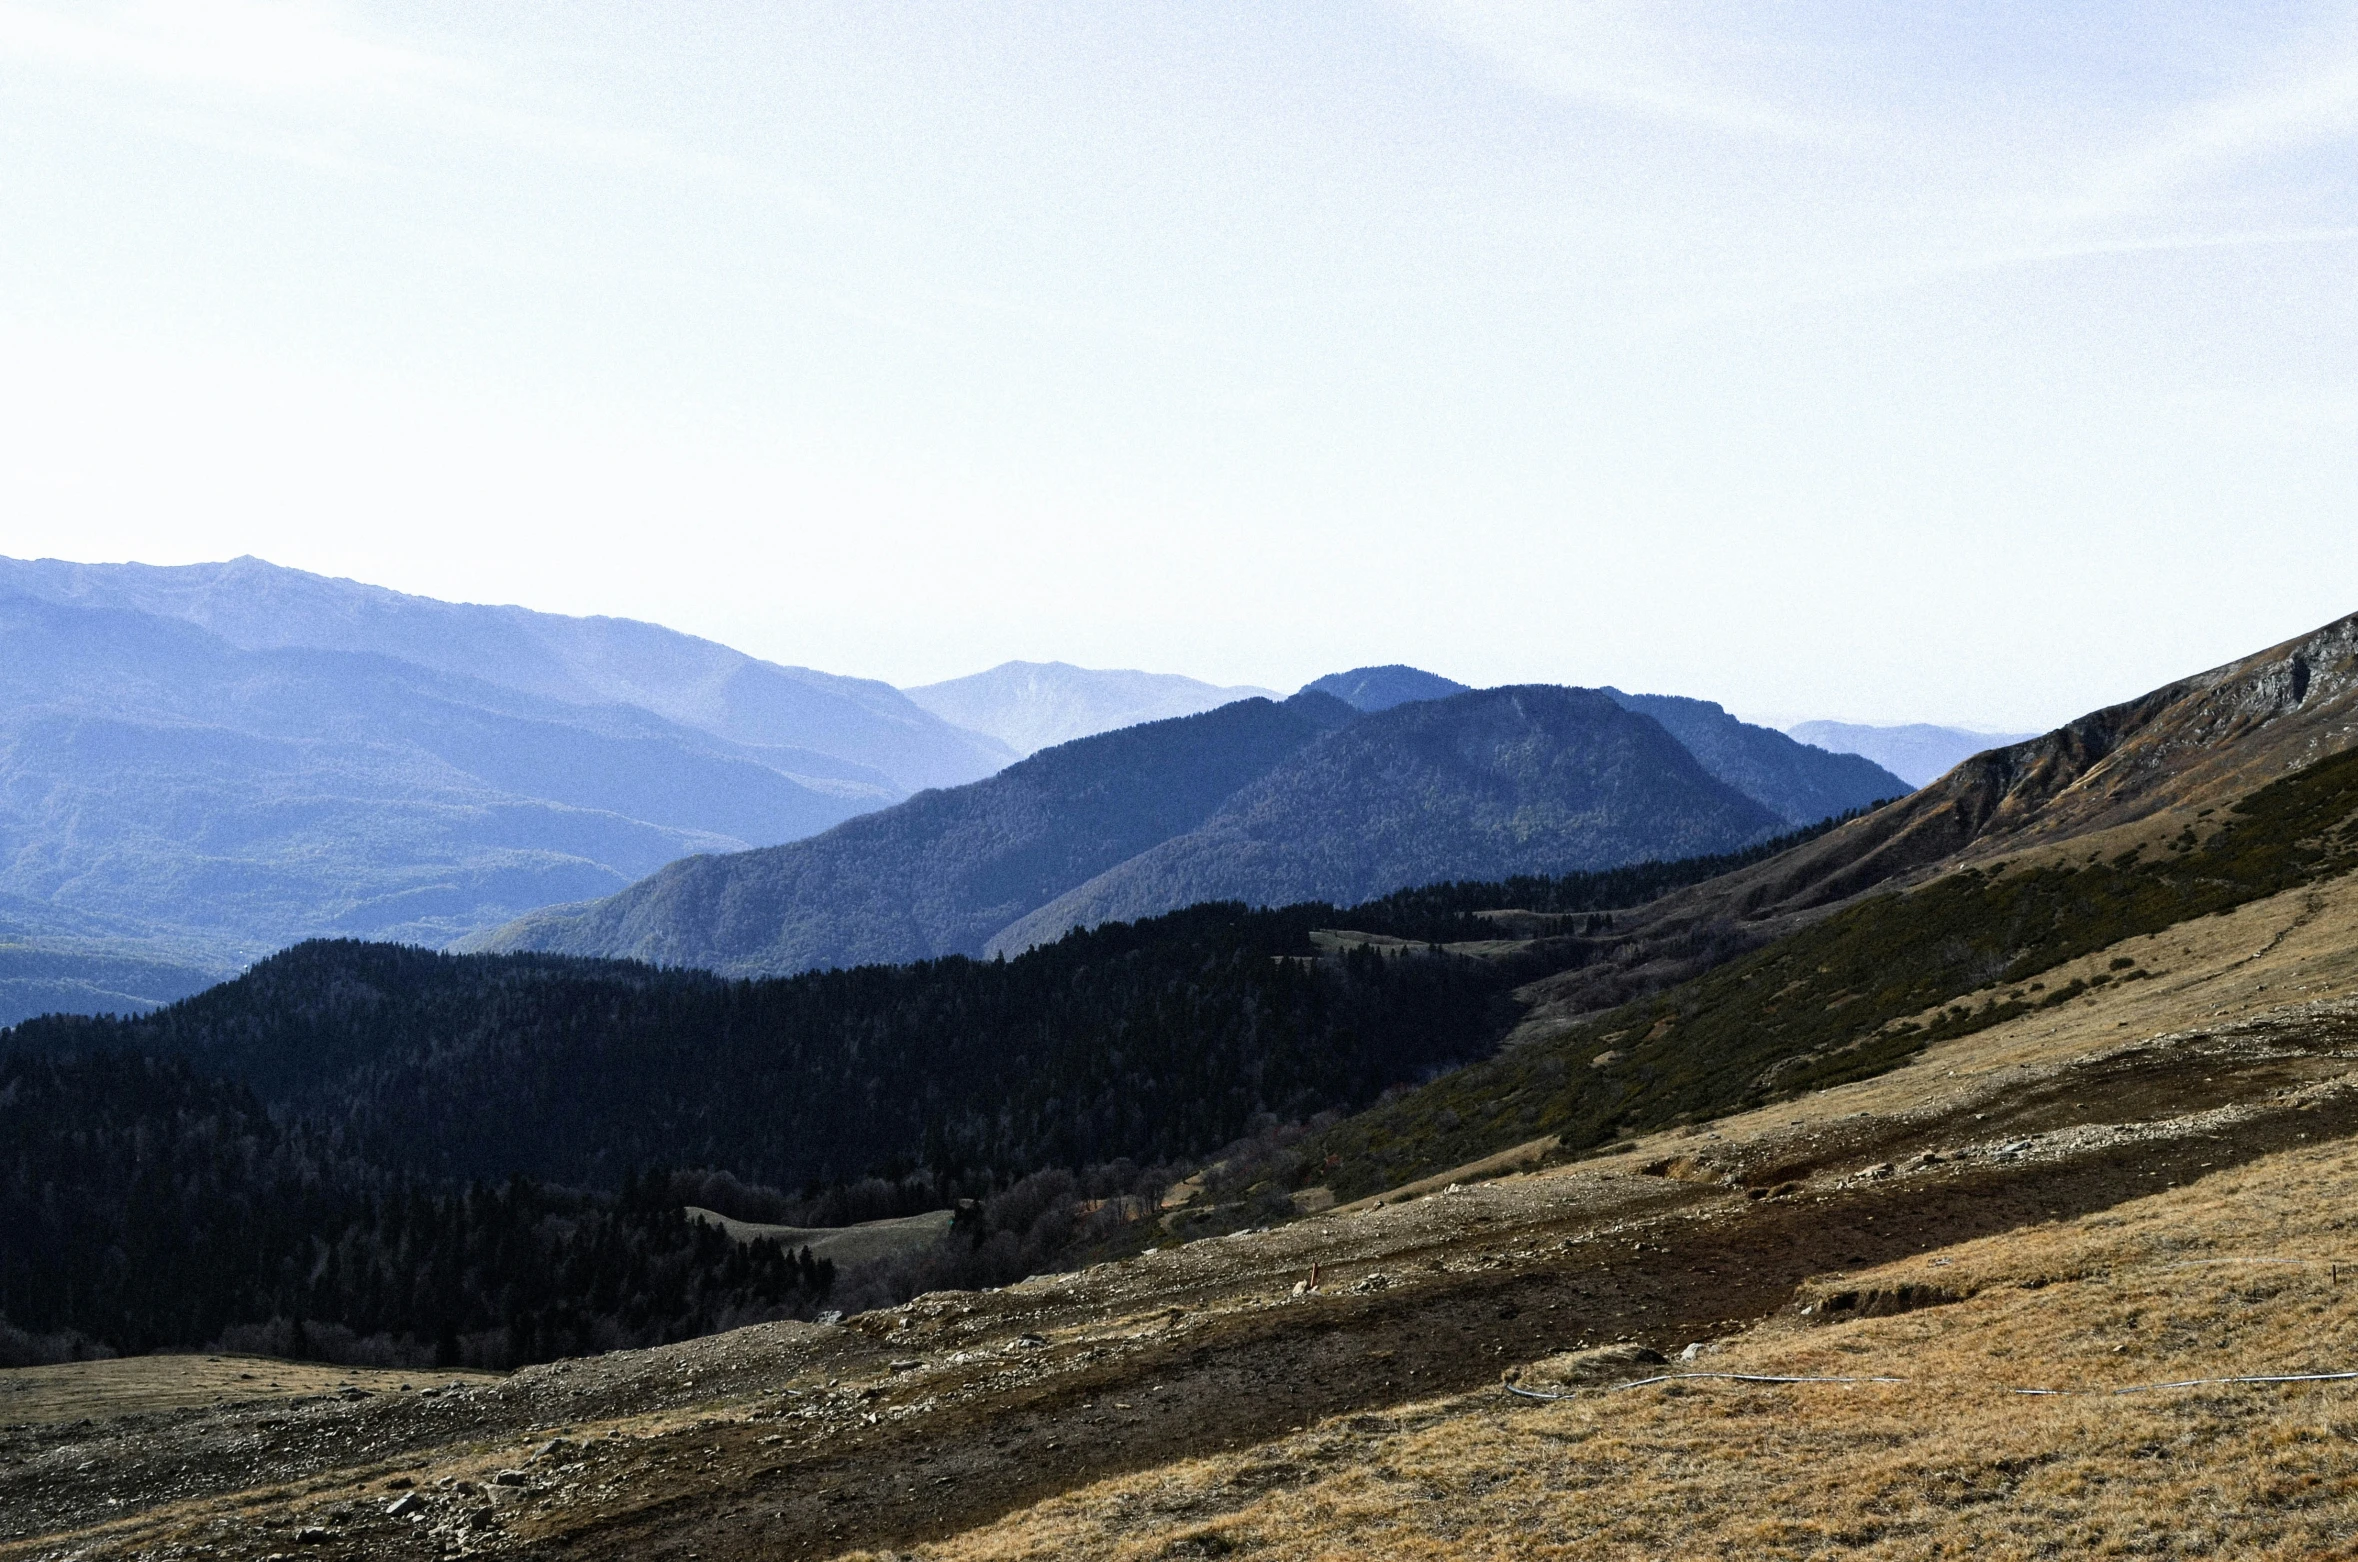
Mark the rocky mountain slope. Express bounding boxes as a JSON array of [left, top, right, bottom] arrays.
[[902, 661, 1275, 755], [1656, 609, 2358, 931]]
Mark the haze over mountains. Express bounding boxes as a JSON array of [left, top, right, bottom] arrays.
[[483, 679, 1906, 973], [1, 557, 1012, 790], [470, 693, 1363, 974], [902, 661, 1276, 755], [16, 608, 2358, 1559], [1, 554, 1930, 1022], [0, 556, 1008, 1022], [1786, 719, 2040, 787]]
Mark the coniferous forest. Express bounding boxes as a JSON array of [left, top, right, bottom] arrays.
[[0, 827, 1843, 1367]]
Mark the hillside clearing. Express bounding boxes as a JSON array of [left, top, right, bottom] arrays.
[[685, 1207, 958, 1267]]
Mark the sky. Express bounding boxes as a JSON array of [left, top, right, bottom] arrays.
[[1, 2, 2354, 730]]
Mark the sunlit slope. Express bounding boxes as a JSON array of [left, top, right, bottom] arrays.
[[1637, 608, 2358, 930], [878, 1132, 2358, 1562], [1307, 739, 2358, 1198], [24, 858, 2358, 1560]]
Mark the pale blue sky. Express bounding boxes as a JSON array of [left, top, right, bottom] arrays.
[[3, 2, 2354, 728]]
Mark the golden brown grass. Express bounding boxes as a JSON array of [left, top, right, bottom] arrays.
[[853, 1132, 2358, 1561], [0, 1353, 497, 1424]]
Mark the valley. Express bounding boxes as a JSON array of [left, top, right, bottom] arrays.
[[13, 11, 2343, 1557], [6, 600, 2356, 1559], [11, 865, 2358, 1559]]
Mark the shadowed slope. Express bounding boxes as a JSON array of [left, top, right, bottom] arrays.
[[470, 694, 1359, 975], [989, 687, 1785, 954], [1601, 688, 1908, 826]]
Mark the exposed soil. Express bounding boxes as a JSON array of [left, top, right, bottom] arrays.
[[12, 876, 2358, 1561]]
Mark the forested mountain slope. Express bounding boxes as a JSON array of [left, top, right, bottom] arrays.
[[1299, 664, 1469, 711], [989, 686, 1785, 953], [1600, 687, 1908, 825], [903, 661, 1274, 754], [0, 829, 1834, 1368], [470, 694, 1359, 974], [483, 685, 1812, 976]]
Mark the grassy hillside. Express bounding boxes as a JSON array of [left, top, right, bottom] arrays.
[[1311, 743, 2358, 1198], [870, 1134, 2358, 1562]]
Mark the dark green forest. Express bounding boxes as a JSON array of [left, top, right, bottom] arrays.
[[0, 823, 1843, 1367], [0, 1052, 834, 1370]]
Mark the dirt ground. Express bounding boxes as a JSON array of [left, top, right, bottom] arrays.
[[9, 875, 2358, 1560]]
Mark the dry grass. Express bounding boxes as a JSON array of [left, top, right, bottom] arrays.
[[856, 1133, 2358, 1561], [0, 1353, 497, 1425], [685, 1205, 957, 1266]]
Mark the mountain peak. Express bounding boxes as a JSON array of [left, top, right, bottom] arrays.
[[1299, 665, 1470, 712], [902, 661, 1278, 756]]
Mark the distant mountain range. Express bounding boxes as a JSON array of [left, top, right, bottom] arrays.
[[480, 675, 1907, 974], [0, 555, 1925, 1022], [0, 556, 1012, 791], [902, 661, 1276, 756], [0, 556, 1020, 1024], [1785, 720, 2039, 788], [468, 694, 1362, 973]]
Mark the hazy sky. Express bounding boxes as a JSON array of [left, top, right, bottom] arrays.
[[3, 3, 2354, 728]]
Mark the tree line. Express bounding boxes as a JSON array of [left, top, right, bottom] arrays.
[[1, 829, 1855, 1364]]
